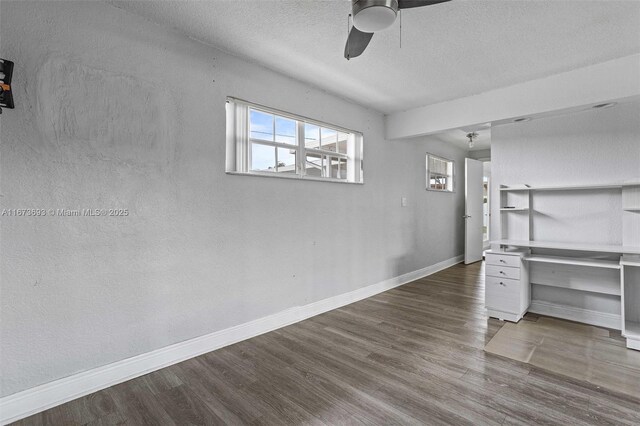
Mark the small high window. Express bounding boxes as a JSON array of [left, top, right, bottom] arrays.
[[426, 154, 454, 192], [226, 98, 363, 184]]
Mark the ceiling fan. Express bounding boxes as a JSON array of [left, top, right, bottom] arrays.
[[344, 0, 451, 60]]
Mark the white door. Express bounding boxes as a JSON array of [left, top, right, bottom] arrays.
[[465, 158, 484, 264]]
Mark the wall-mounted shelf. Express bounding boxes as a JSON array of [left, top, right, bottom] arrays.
[[500, 207, 529, 212], [623, 208, 640, 212], [526, 254, 621, 270], [500, 181, 640, 192], [493, 239, 640, 255]]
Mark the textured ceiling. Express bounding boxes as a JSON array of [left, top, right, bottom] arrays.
[[433, 126, 491, 151], [108, 0, 640, 114]]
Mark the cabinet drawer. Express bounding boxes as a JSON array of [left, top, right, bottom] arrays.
[[485, 252, 521, 268], [485, 276, 521, 312], [486, 264, 520, 280]]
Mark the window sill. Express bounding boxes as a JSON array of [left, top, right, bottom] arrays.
[[226, 171, 364, 185], [426, 188, 456, 193]]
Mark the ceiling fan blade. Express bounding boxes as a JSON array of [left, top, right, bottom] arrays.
[[344, 27, 374, 60], [397, 0, 450, 9]]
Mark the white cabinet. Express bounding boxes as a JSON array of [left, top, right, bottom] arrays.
[[485, 250, 529, 322]]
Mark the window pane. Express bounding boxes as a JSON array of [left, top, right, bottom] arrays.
[[337, 132, 349, 154], [430, 173, 448, 190], [250, 109, 274, 142], [251, 143, 276, 172], [305, 153, 323, 177], [427, 154, 453, 191], [321, 128, 338, 152], [305, 124, 320, 150], [338, 158, 348, 179], [275, 116, 296, 145], [276, 148, 296, 174], [327, 157, 348, 179], [328, 157, 339, 178]]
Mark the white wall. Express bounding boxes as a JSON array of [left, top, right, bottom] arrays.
[[0, 1, 466, 397], [491, 99, 640, 314], [469, 149, 491, 161]]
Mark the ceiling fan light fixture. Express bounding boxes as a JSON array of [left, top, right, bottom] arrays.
[[466, 132, 478, 149], [352, 0, 398, 33]]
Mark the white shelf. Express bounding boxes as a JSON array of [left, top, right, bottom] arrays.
[[533, 280, 621, 296], [530, 184, 623, 191], [623, 208, 640, 212], [500, 187, 531, 192], [500, 207, 529, 212], [526, 254, 620, 270], [625, 321, 640, 339], [500, 182, 640, 192], [493, 239, 640, 255]]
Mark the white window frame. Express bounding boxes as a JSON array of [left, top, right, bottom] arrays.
[[426, 153, 455, 192], [226, 97, 363, 184]]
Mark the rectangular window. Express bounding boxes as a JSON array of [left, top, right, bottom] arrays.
[[226, 98, 363, 184], [426, 154, 454, 192]]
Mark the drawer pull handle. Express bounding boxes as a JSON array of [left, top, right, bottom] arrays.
[[499, 259, 506, 263], [499, 282, 506, 286], [500, 271, 506, 274]]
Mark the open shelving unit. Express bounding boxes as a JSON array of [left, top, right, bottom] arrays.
[[621, 254, 640, 350], [526, 255, 620, 270], [621, 186, 640, 349], [493, 180, 640, 350]]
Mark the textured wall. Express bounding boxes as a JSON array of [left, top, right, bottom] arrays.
[[491, 100, 640, 313], [0, 1, 466, 396]]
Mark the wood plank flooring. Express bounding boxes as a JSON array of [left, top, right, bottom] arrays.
[[485, 316, 640, 398], [12, 262, 640, 425]]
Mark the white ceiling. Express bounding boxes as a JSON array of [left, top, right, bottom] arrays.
[[433, 126, 491, 151], [108, 0, 640, 115]]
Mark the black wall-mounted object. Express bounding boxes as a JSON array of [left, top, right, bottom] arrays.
[[0, 58, 15, 114]]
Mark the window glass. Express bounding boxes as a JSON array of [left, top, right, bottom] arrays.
[[251, 143, 275, 172], [338, 158, 348, 179], [276, 148, 296, 173], [321, 128, 338, 152], [305, 124, 320, 150], [305, 153, 323, 177], [275, 116, 296, 145], [250, 109, 273, 142], [337, 132, 349, 154]]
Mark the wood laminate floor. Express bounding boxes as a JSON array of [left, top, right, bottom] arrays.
[[12, 262, 640, 425], [485, 316, 640, 398]]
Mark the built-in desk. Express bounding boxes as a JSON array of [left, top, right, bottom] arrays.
[[491, 181, 640, 351], [489, 240, 640, 350]]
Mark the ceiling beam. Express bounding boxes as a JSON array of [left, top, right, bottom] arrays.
[[385, 54, 640, 140]]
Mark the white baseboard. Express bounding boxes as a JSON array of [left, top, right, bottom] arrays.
[[0, 255, 463, 425], [529, 300, 621, 330]]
